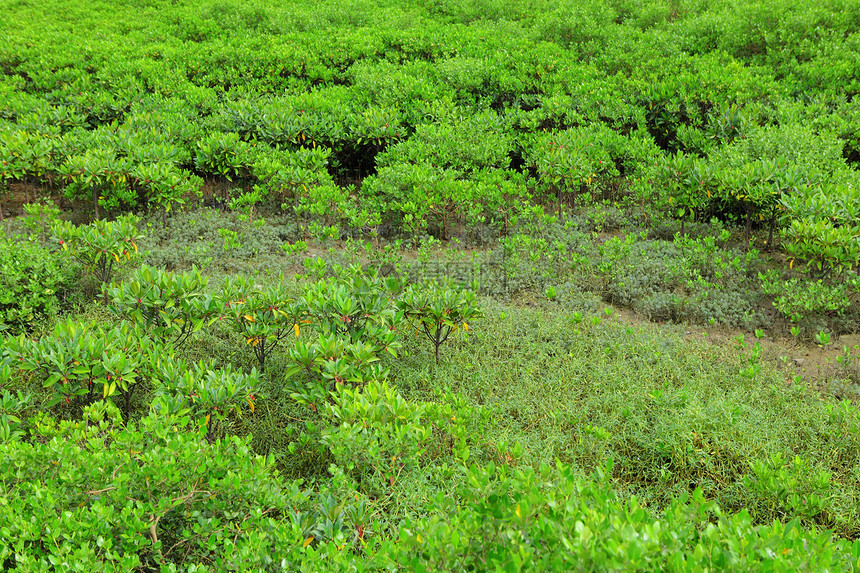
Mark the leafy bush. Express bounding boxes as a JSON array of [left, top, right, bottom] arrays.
[[7, 318, 162, 411], [154, 360, 262, 442], [398, 280, 482, 363], [302, 267, 403, 345], [781, 217, 860, 278], [0, 405, 312, 571], [759, 270, 853, 329], [58, 146, 135, 219], [106, 264, 219, 347], [218, 276, 307, 373], [0, 233, 78, 334], [53, 214, 143, 303], [321, 380, 475, 492], [524, 125, 619, 215], [394, 461, 860, 572]]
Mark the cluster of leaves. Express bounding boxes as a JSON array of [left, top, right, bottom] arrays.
[[780, 183, 860, 277], [3, 410, 859, 571], [153, 360, 261, 443], [0, 231, 78, 334], [1, 0, 855, 245], [6, 318, 162, 411], [106, 265, 219, 347], [53, 214, 143, 302]]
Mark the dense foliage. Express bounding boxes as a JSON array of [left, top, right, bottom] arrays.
[[2, 217, 860, 569], [2, 0, 860, 569]]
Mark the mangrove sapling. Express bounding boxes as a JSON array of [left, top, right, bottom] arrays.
[[193, 132, 253, 212], [21, 200, 62, 243], [398, 280, 482, 364], [154, 359, 261, 443], [229, 186, 263, 227], [58, 148, 134, 220], [52, 214, 143, 304], [131, 163, 202, 228], [285, 332, 393, 415], [7, 318, 162, 416], [302, 267, 403, 348], [105, 265, 219, 348], [218, 227, 242, 251], [218, 276, 307, 374]]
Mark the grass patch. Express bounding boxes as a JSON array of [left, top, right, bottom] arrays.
[[390, 299, 860, 538]]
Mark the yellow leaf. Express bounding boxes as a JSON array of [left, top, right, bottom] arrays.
[[204, 414, 210, 426], [247, 397, 255, 413], [515, 504, 522, 518], [416, 533, 423, 544], [463, 322, 469, 331], [133, 242, 138, 253], [244, 315, 255, 322], [789, 259, 794, 269], [294, 323, 301, 337], [113, 252, 120, 263], [303, 536, 314, 548]]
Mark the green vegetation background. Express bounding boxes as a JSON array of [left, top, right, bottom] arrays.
[[1, 0, 860, 570]]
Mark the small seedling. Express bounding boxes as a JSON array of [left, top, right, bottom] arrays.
[[281, 241, 309, 256], [218, 227, 242, 251]]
